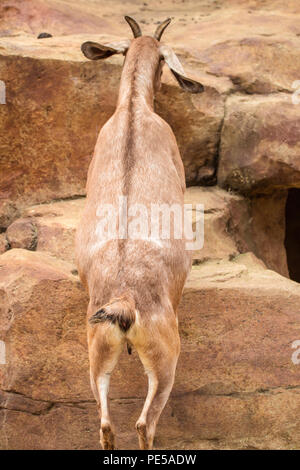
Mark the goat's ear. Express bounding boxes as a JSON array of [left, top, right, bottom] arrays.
[[81, 40, 130, 60], [160, 44, 204, 93]]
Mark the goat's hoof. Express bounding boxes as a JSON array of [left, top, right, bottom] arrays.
[[100, 424, 115, 450], [136, 422, 148, 450]]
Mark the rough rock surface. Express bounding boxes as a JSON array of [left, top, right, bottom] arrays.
[[0, 53, 120, 223], [6, 217, 37, 250], [187, 187, 290, 277], [0, 234, 8, 254], [6, 198, 86, 264], [218, 94, 300, 194]]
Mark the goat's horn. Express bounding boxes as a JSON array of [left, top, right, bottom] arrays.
[[154, 18, 171, 41], [124, 16, 142, 38]]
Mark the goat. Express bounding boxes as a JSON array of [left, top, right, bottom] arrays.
[[75, 16, 204, 450]]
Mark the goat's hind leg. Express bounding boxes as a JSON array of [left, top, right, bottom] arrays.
[[136, 359, 178, 449], [88, 322, 124, 450], [134, 323, 180, 449]]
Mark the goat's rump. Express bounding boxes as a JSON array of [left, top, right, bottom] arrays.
[[82, 237, 191, 314]]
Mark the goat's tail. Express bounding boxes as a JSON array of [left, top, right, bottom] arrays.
[[89, 295, 136, 333]]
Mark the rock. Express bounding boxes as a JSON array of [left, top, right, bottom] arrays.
[[170, 256, 300, 450], [0, 234, 8, 254], [195, 36, 300, 94], [1, 1, 300, 222], [1, 250, 300, 449], [6, 217, 37, 250], [0, 200, 19, 231], [0, 50, 120, 224], [37, 33, 53, 39], [156, 83, 224, 185], [247, 191, 289, 278], [0, 0, 111, 37], [185, 187, 289, 278], [0, 249, 89, 404], [185, 186, 246, 263], [0, 391, 99, 450], [218, 94, 300, 194], [181, 254, 300, 397], [14, 187, 242, 265], [21, 199, 85, 263]]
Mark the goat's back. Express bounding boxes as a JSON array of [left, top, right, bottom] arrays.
[[76, 108, 192, 313]]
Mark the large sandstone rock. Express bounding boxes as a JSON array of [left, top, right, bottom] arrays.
[[0, 249, 96, 449], [6, 217, 37, 250], [167, 255, 300, 450], [193, 36, 300, 94], [218, 94, 300, 194], [0, 249, 89, 403], [247, 191, 289, 277], [0, 0, 112, 37], [0, 234, 8, 254], [6, 198, 85, 264], [9, 190, 244, 265], [188, 187, 289, 277], [0, 51, 120, 228], [186, 186, 246, 263], [1, 250, 300, 449]]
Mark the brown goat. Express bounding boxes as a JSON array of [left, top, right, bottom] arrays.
[[75, 17, 204, 450]]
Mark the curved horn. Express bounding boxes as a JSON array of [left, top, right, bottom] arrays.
[[154, 18, 171, 41], [124, 16, 142, 38]]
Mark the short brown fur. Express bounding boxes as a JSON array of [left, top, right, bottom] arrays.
[[76, 19, 203, 449]]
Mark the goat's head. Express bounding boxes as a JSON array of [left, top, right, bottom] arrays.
[[81, 17, 204, 94]]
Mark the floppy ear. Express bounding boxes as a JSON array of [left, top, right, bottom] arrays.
[[81, 40, 130, 60], [160, 44, 204, 93]]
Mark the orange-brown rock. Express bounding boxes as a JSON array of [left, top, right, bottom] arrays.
[[0, 0, 111, 37], [186, 186, 246, 263], [0, 200, 19, 231], [20, 198, 85, 263], [247, 192, 289, 277], [218, 94, 300, 194], [0, 250, 89, 404], [6, 217, 37, 250], [0, 52, 118, 226], [186, 187, 289, 277], [0, 234, 8, 254]]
